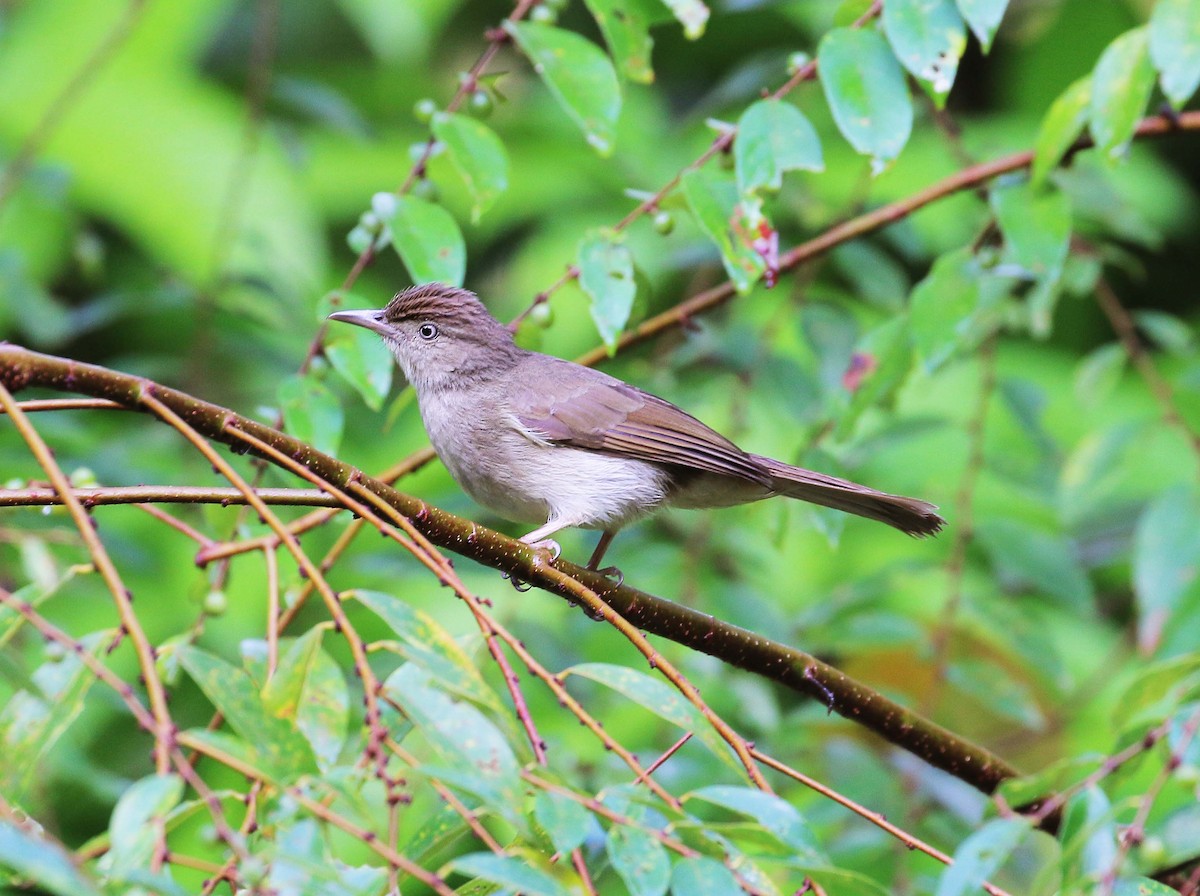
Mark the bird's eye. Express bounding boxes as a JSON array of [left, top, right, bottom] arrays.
[[417, 323, 439, 340]]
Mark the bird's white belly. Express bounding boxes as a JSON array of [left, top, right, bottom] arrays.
[[423, 401, 670, 530]]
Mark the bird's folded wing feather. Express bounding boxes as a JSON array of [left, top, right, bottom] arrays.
[[514, 371, 773, 487]]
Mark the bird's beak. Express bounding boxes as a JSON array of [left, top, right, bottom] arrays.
[[327, 309, 390, 337]]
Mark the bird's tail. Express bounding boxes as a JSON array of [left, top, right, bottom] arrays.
[[750, 454, 944, 537]]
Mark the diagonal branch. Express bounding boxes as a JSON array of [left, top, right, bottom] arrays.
[[0, 344, 1021, 797]]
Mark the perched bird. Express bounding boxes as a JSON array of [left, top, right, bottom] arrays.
[[329, 283, 943, 570]]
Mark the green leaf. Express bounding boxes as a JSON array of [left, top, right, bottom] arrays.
[[1073, 342, 1125, 407], [1060, 787, 1118, 883], [105, 774, 185, 877], [669, 857, 739, 895], [680, 167, 765, 292], [430, 112, 508, 221], [261, 628, 349, 769], [992, 180, 1071, 279], [1032, 76, 1091, 186], [504, 21, 622, 155], [835, 315, 914, 439], [956, 0, 1009, 52], [1134, 488, 1200, 654], [908, 247, 1004, 373], [450, 852, 569, 896], [384, 664, 521, 809], [975, 518, 1094, 612], [578, 230, 637, 352], [687, 786, 824, 860], [388, 195, 466, 287], [659, 0, 709, 39], [278, 372, 343, 456], [936, 818, 1030, 896], [176, 645, 319, 782], [0, 631, 102, 800], [0, 822, 101, 896], [945, 658, 1045, 728], [1149, 0, 1200, 108], [562, 662, 742, 774], [324, 323, 393, 411], [353, 590, 505, 717], [583, 0, 655, 83], [606, 824, 670, 896], [1089, 27, 1156, 161], [1112, 880, 1181, 896], [1134, 309, 1194, 354], [818, 27, 913, 171], [533, 790, 593, 856], [734, 99, 823, 195], [883, 0, 967, 105]]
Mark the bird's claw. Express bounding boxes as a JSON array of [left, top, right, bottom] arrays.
[[595, 565, 623, 587], [528, 539, 561, 561], [503, 572, 533, 592]]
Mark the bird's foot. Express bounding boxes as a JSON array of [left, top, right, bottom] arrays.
[[503, 572, 533, 592], [525, 538, 562, 561], [594, 565, 623, 587]]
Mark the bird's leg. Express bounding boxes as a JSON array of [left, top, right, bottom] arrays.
[[504, 520, 566, 592], [586, 530, 623, 586]]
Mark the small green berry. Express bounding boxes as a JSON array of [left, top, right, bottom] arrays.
[[467, 89, 494, 118], [652, 210, 675, 235], [529, 302, 554, 328], [203, 590, 228, 617], [530, 4, 557, 24], [786, 51, 810, 77], [413, 98, 438, 123], [411, 177, 439, 202], [45, 641, 67, 663]]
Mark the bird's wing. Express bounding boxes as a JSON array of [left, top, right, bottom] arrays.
[[512, 360, 772, 487]]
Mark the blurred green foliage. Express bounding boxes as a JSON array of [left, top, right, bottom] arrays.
[[2, 0, 1200, 893]]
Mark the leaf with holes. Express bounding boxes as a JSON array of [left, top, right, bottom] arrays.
[[956, 0, 1009, 52], [883, 0, 967, 106], [578, 230, 637, 352], [504, 21, 622, 155], [734, 98, 823, 195]]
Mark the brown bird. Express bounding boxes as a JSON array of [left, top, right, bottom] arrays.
[[330, 284, 943, 570]]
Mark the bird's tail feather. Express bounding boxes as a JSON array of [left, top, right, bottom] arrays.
[[750, 454, 944, 537]]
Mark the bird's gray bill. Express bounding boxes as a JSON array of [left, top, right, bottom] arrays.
[[327, 309, 390, 336]]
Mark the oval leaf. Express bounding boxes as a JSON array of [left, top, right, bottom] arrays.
[[669, 856, 740, 895], [278, 372, 343, 456], [0, 822, 102, 896], [389, 195, 466, 286], [430, 112, 508, 222], [660, 0, 709, 39], [450, 852, 568, 896], [578, 230, 636, 352], [992, 180, 1072, 278], [324, 323, 393, 411], [1089, 27, 1155, 161], [1032, 76, 1091, 186], [1149, 0, 1200, 108], [687, 785, 823, 859], [105, 774, 185, 877], [1134, 488, 1200, 654], [584, 0, 655, 83], [504, 21, 622, 155], [956, 0, 1009, 52], [935, 818, 1030, 896], [883, 0, 967, 105], [607, 824, 670, 896], [734, 98, 823, 195], [533, 790, 593, 856], [818, 27, 913, 171], [680, 167, 765, 293]]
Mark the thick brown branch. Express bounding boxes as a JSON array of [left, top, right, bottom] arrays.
[[0, 344, 1019, 796], [0, 485, 340, 508]]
